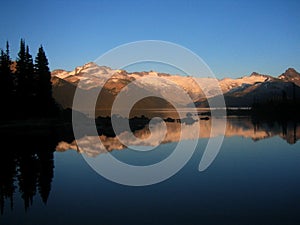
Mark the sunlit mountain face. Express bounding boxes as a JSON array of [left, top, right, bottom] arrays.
[[51, 63, 300, 116], [56, 117, 300, 157]]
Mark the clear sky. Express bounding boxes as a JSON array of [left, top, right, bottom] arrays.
[[0, 0, 299, 78]]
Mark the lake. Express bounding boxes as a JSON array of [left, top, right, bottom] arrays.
[[1, 116, 300, 225]]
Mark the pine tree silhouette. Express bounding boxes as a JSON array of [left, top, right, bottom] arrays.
[[0, 40, 62, 213], [34, 45, 57, 116], [1, 39, 60, 118], [0, 41, 14, 117], [16, 39, 36, 116], [25, 45, 35, 98], [16, 39, 26, 98]]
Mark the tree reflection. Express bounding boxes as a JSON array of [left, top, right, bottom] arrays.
[[0, 131, 57, 213], [0, 114, 299, 214], [252, 117, 299, 144]]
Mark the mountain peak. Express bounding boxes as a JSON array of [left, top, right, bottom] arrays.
[[279, 67, 300, 86], [284, 68, 298, 75], [68, 62, 113, 76], [82, 62, 113, 71], [74, 62, 100, 73], [279, 67, 299, 78], [83, 62, 99, 68], [250, 72, 260, 76]]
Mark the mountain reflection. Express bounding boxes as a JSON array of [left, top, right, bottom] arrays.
[[57, 117, 300, 157], [1, 116, 299, 214]]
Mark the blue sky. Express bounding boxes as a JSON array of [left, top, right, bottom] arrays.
[[0, 0, 299, 78]]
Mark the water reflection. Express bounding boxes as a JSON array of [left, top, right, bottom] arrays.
[[0, 126, 73, 214], [0, 116, 299, 215], [57, 117, 300, 157]]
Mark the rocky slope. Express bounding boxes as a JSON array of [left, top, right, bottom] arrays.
[[51, 63, 300, 112]]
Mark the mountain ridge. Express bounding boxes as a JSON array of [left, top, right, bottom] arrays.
[[51, 62, 300, 113]]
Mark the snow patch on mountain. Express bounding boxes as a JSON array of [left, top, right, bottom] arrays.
[[51, 62, 300, 109]]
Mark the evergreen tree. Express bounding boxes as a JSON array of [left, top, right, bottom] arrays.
[[25, 45, 34, 97], [34, 45, 57, 115], [35, 46, 52, 101], [16, 40, 34, 97], [0, 41, 14, 117], [16, 39, 36, 116], [0, 42, 14, 92], [1, 39, 59, 118], [16, 39, 26, 97]]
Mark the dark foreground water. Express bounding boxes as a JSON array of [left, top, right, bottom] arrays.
[[1, 117, 300, 225]]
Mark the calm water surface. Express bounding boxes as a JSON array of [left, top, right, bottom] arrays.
[[1, 117, 300, 225]]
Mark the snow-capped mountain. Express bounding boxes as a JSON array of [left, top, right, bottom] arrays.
[[51, 62, 300, 112], [217, 68, 300, 107]]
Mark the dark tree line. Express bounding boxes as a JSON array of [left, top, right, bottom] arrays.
[[0, 39, 58, 119]]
